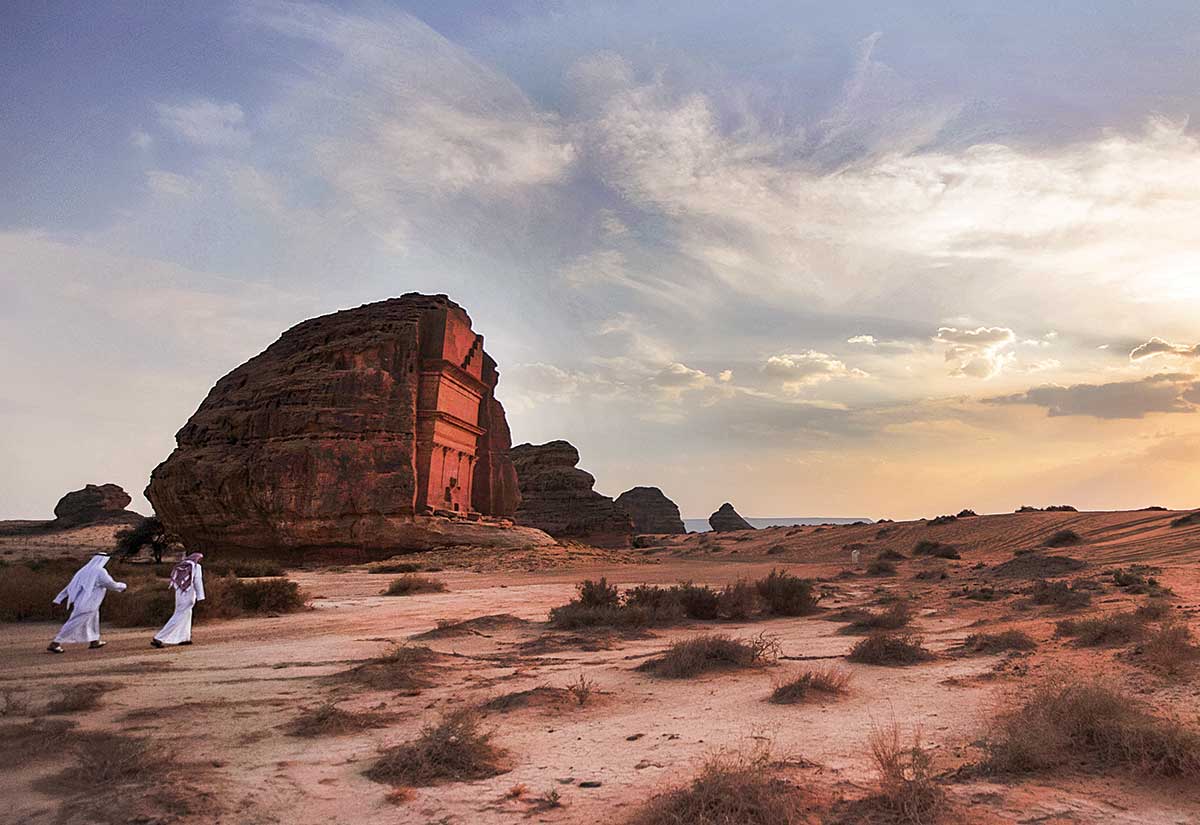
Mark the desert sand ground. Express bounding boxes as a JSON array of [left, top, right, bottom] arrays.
[[3, 509, 1199, 825]]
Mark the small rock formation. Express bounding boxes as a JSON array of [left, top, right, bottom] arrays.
[[509, 440, 633, 547], [147, 294, 549, 554], [615, 487, 685, 535], [709, 502, 753, 532], [53, 484, 139, 527]]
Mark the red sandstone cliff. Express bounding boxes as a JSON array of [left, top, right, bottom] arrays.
[[509, 440, 633, 547], [146, 294, 537, 554]]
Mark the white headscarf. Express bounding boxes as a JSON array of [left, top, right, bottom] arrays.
[[62, 554, 111, 608]]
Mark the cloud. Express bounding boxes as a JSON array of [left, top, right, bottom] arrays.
[[1130, 337, 1200, 361], [847, 335, 877, 345], [155, 99, 249, 147], [933, 326, 1016, 379], [988, 373, 1200, 419], [762, 351, 867, 393], [652, 361, 716, 398]]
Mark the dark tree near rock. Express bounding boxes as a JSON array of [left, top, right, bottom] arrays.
[[114, 516, 177, 563], [510, 440, 634, 547], [709, 502, 754, 532], [615, 487, 686, 535]]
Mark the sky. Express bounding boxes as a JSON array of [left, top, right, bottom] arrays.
[[3, 1, 1200, 521]]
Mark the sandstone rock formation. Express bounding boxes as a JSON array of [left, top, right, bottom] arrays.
[[615, 486, 685, 535], [53, 484, 139, 527], [147, 294, 549, 554], [709, 502, 754, 532], [510, 440, 633, 547]]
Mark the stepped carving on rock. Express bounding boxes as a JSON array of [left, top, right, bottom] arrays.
[[146, 294, 551, 555], [709, 502, 754, 532], [509, 440, 633, 547], [615, 487, 686, 535]]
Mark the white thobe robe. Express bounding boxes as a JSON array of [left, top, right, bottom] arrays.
[[53, 566, 127, 643], [154, 563, 204, 644]]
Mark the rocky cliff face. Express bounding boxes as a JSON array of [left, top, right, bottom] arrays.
[[53, 484, 138, 527], [510, 440, 633, 547], [615, 486, 685, 535], [146, 294, 540, 554], [709, 502, 754, 532]]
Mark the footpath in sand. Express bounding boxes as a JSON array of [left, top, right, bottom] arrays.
[[2, 509, 1200, 825]]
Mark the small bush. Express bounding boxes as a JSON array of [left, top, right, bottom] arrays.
[[847, 633, 934, 666], [755, 569, 820, 616], [383, 574, 447, 596], [957, 509, 978, 518], [984, 679, 1200, 776], [46, 683, 111, 715], [365, 708, 506, 787], [208, 559, 286, 578], [0, 566, 66, 622], [229, 577, 306, 613], [566, 674, 596, 706], [912, 541, 960, 560], [878, 549, 906, 561], [626, 746, 807, 825], [865, 559, 897, 577], [1112, 567, 1171, 596], [866, 724, 945, 824], [1044, 505, 1078, 512], [674, 583, 721, 620], [342, 645, 438, 691], [717, 580, 759, 620], [928, 514, 957, 526], [369, 561, 421, 574], [1136, 623, 1200, 676], [289, 702, 389, 737], [769, 667, 851, 704], [1055, 612, 1145, 646], [1029, 580, 1091, 611], [1044, 529, 1083, 548], [962, 631, 1037, 654], [1135, 599, 1173, 621], [578, 577, 621, 609], [841, 602, 912, 635], [637, 633, 779, 679], [913, 567, 947, 581]]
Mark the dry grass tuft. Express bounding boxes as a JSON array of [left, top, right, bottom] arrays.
[[45, 682, 112, 715], [369, 561, 422, 574], [341, 644, 439, 691], [1044, 529, 1083, 548], [864, 724, 946, 824], [383, 574, 447, 596], [1136, 623, 1200, 677], [637, 633, 779, 679], [567, 673, 596, 706], [289, 701, 390, 737], [755, 569, 820, 616], [840, 602, 912, 635], [365, 708, 507, 787], [866, 559, 897, 577], [626, 745, 808, 825], [769, 667, 852, 704], [961, 630, 1036, 654], [983, 678, 1200, 777], [847, 633, 934, 666], [1029, 579, 1091, 611], [1055, 611, 1146, 646], [912, 541, 960, 560]]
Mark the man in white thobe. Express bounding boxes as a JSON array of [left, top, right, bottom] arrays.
[[151, 552, 204, 648], [47, 553, 127, 653]]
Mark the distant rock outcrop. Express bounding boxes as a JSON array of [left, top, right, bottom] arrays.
[[146, 294, 550, 555], [709, 502, 753, 532], [510, 440, 633, 547], [615, 487, 685, 535], [53, 484, 139, 527]]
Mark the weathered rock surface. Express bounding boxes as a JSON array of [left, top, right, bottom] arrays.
[[709, 502, 754, 532], [510, 440, 633, 547], [147, 294, 547, 554], [615, 487, 686, 535], [53, 484, 139, 527]]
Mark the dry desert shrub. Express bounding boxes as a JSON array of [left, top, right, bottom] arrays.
[[878, 549, 907, 561], [983, 678, 1200, 777], [865, 724, 946, 824], [0, 565, 64, 621], [1134, 599, 1173, 621], [912, 541, 960, 560], [105, 574, 305, 627], [769, 667, 851, 704], [365, 707, 507, 787], [342, 644, 439, 691], [840, 602, 912, 635], [369, 561, 422, 574], [1055, 611, 1146, 646], [383, 574, 447, 596], [1112, 567, 1172, 596], [206, 559, 286, 577], [961, 630, 1037, 654], [566, 673, 596, 706], [45, 682, 111, 715], [717, 579, 759, 619], [866, 559, 897, 577], [289, 701, 390, 737], [1029, 579, 1091, 611], [1043, 529, 1083, 548], [847, 633, 934, 666], [755, 569, 820, 616], [637, 633, 779, 679], [626, 746, 808, 825], [1136, 622, 1200, 677]]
